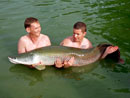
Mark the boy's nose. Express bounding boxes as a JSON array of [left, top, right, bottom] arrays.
[[74, 34, 77, 37]]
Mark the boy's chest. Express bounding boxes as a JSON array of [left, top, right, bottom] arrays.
[[25, 39, 47, 52]]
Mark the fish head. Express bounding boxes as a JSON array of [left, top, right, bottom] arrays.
[[8, 53, 41, 65], [8, 56, 19, 64]]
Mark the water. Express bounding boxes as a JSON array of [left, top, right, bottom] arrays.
[[0, 0, 130, 98]]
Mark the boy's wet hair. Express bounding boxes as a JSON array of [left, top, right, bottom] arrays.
[[73, 22, 87, 33], [24, 17, 38, 29]]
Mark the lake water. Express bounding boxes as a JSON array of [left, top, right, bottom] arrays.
[[0, 0, 130, 98]]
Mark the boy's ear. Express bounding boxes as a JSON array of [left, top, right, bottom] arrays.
[[26, 27, 30, 33], [83, 32, 86, 36]]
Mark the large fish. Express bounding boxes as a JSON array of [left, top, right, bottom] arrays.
[[8, 43, 122, 70]]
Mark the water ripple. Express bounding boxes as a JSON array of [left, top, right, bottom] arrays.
[[108, 88, 130, 93]]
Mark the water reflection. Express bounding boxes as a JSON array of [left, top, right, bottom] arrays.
[[100, 58, 130, 73], [35, 0, 55, 6], [91, 72, 106, 79], [113, 64, 130, 73], [62, 10, 81, 16], [9, 65, 43, 86], [108, 88, 130, 93], [9, 62, 99, 85], [9, 59, 120, 86], [61, 0, 72, 2]]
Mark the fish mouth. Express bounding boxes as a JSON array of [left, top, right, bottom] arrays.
[[8, 56, 38, 65], [8, 56, 18, 64]]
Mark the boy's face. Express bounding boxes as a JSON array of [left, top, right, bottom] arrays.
[[73, 29, 86, 42], [27, 22, 41, 37]]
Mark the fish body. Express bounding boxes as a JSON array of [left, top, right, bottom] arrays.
[[8, 43, 120, 70]]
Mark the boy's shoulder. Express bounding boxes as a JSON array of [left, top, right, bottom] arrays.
[[40, 34, 50, 39], [19, 35, 28, 41]]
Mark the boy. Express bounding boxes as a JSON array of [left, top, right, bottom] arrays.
[[60, 22, 92, 49], [18, 17, 51, 54]]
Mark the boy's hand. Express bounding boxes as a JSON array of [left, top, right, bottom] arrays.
[[55, 57, 75, 68], [55, 58, 63, 68], [32, 61, 44, 67], [63, 57, 74, 68]]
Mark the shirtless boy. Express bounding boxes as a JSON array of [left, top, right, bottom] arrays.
[[18, 17, 51, 54], [60, 22, 92, 49]]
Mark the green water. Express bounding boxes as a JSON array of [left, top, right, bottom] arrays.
[[0, 0, 130, 98]]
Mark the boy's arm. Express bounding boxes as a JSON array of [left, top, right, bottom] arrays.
[[18, 37, 26, 54], [45, 36, 51, 46], [60, 39, 72, 47], [87, 40, 93, 49]]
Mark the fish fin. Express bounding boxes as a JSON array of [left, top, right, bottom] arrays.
[[34, 65, 46, 70]]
